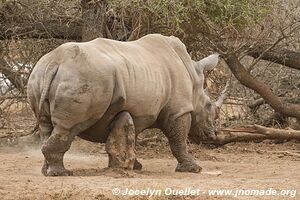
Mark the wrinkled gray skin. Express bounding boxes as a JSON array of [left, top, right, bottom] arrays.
[[27, 34, 223, 176]]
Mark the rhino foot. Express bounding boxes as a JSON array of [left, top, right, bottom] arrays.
[[41, 125, 74, 176], [133, 159, 142, 170], [41, 160, 49, 176], [162, 113, 202, 174], [46, 166, 73, 176], [175, 162, 202, 173]]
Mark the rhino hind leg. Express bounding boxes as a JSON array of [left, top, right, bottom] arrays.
[[105, 111, 136, 170], [162, 113, 202, 173], [39, 117, 53, 176], [41, 125, 74, 176]]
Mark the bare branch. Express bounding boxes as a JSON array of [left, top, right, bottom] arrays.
[[225, 55, 300, 120], [249, 48, 300, 71]]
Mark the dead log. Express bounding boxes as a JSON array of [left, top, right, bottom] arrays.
[[211, 131, 267, 146], [247, 125, 300, 140], [207, 125, 300, 145]]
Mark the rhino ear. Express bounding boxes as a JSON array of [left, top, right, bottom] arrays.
[[194, 53, 220, 75]]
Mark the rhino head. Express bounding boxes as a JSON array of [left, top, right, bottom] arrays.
[[189, 53, 228, 143]]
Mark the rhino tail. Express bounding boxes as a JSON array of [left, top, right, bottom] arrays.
[[37, 64, 59, 121]]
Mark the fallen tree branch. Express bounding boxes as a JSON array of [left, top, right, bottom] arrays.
[[247, 125, 300, 140], [211, 131, 266, 145], [205, 125, 300, 145], [221, 127, 257, 133]]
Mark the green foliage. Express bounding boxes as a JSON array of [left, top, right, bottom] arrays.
[[108, 0, 193, 35], [205, 0, 272, 28], [108, 0, 272, 36]]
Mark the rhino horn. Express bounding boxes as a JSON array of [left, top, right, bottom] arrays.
[[194, 53, 220, 75], [204, 87, 209, 96], [215, 81, 229, 109]]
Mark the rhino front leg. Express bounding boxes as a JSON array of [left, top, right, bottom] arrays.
[[105, 111, 136, 170], [41, 125, 74, 176], [162, 113, 202, 173]]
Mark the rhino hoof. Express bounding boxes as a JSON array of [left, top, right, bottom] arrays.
[[175, 162, 202, 173], [133, 159, 142, 170], [41, 161, 49, 176], [45, 168, 73, 176]]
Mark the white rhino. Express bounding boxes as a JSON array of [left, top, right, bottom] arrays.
[[27, 34, 226, 176]]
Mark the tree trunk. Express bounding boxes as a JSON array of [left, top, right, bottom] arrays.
[[225, 55, 300, 120], [80, 0, 107, 42]]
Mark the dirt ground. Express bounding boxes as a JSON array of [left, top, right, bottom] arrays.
[[0, 136, 299, 200], [0, 108, 299, 200]]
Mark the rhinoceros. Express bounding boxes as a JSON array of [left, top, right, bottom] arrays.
[[27, 34, 226, 176]]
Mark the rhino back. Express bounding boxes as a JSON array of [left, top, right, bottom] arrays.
[[91, 35, 195, 121]]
